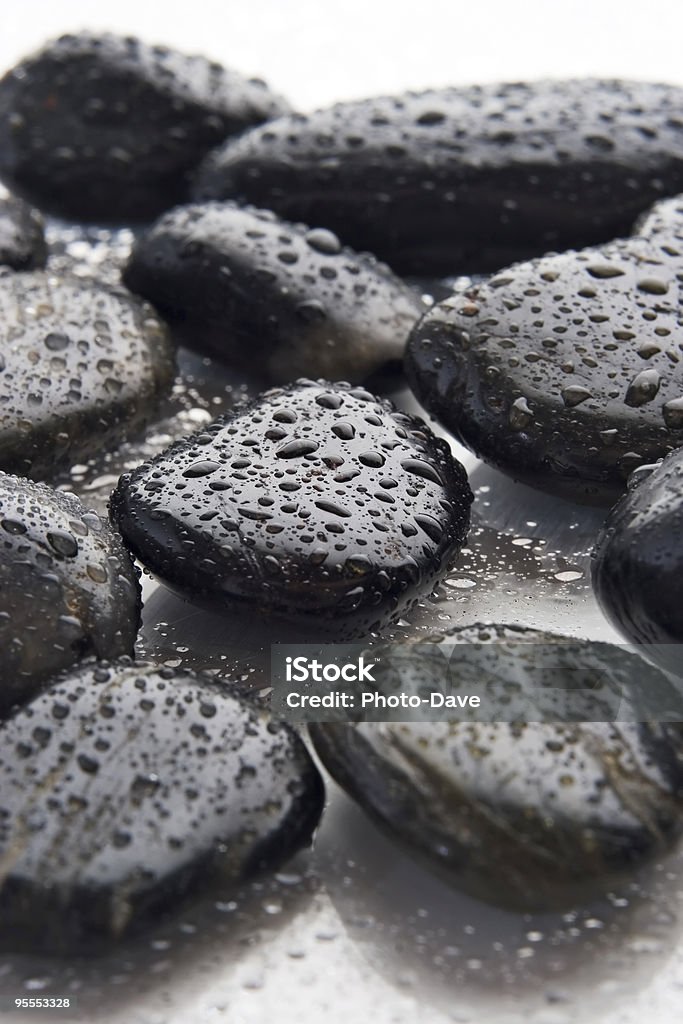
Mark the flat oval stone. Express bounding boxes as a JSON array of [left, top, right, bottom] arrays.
[[406, 213, 683, 503], [194, 80, 683, 275], [110, 380, 472, 638], [0, 32, 291, 222], [123, 202, 423, 384], [0, 660, 324, 952], [0, 270, 175, 479], [0, 192, 46, 270], [311, 624, 683, 910], [592, 448, 683, 671], [0, 473, 140, 716]]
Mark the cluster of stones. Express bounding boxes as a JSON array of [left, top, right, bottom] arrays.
[[0, 30, 682, 947]]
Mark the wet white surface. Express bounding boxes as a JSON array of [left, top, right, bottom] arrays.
[[1, 3, 683, 1022]]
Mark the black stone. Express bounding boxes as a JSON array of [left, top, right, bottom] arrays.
[[311, 624, 683, 910], [0, 270, 176, 479], [0, 660, 324, 952], [0, 473, 140, 716], [592, 448, 683, 672], [123, 202, 423, 384], [405, 199, 683, 503], [0, 192, 46, 269], [0, 32, 291, 222], [110, 380, 472, 639], [194, 79, 683, 275]]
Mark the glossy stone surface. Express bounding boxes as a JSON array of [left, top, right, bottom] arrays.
[[0, 270, 175, 479], [0, 32, 290, 222], [406, 212, 683, 503], [0, 473, 139, 716], [110, 380, 472, 639], [592, 448, 683, 672], [0, 660, 324, 952], [0, 192, 45, 269], [123, 202, 423, 384], [311, 624, 683, 910], [634, 192, 683, 239], [194, 80, 683, 275]]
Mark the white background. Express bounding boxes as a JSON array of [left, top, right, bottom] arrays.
[[2, 0, 683, 111]]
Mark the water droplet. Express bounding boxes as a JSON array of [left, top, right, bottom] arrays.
[[625, 369, 660, 407], [586, 264, 624, 279], [637, 277, 669, 295], [182, 460, 221, 478], [358, 451, 385, 467], [44, 331, 70, 351], [401, 458, 444, 485], [663, 397, 683, 428], [331, 422, 355, 440], [46, 529, 79, 558], [509, 396, 533, 429], [305, 227, 342, 255], [276, 439, 320, 458], [560, 385, 592, 408]]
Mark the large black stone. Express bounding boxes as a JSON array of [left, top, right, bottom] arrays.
[[123, 202, 423, 384], [0, 270, 176, 479], [0, 473, 140, 716], [110, 380, 472, 639], [0, 660, 324, 952], [0, 32, 290, 222], [311, 624, 683, 910], [194, 80, 683, 275], [406, 197, 683, 503]]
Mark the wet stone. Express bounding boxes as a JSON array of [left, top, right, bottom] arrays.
[[110, 380, 472, 639], [406, 203, 683, 504], [0, 270, 175, 479], [0, 473, 140, 716], [311, 624, 683, 910], [0, 32, 291, 222], [592, 447, 683, 672], [633, 193, 683, 241], [0, 660, 324, 952], [123, 202, 423, 384], [0, 192, 46, 270], [194, 79, 683, 275]]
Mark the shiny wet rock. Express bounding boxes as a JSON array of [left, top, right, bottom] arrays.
[[0, 192, 45, 269], [0, 32, 291, 222], [311, 624, 683, 910], [0, 270, 176, 479], [123, 202, 423, 384], [194, 79, 683, 275], [406, 206, 683, 504], [592, 448, 683, 671], [0, 473, 140, 716], [0, 659, 324, 953], [110, 380, 472, 639]]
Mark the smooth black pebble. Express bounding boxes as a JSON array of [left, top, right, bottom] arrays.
[[0, 473, 140, 716], [311, 624, 683, 910], [0, 32, 290, 222], [194, 79, 683, 275], [406, 200, 683, 503], [0, 191, 46, 269], [110, 380, 472, 639], [0, 270, 175, 479], [0, 659, 324, 952], [592, 448, 683, 672], [123, 201, 423, 384]]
